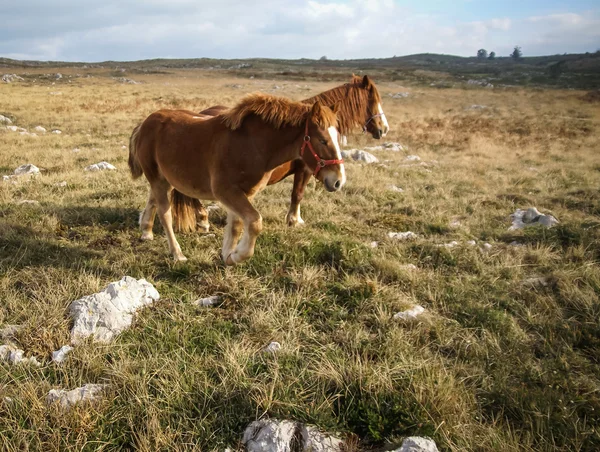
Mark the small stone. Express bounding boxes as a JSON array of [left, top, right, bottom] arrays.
[[389, 185, 404, 192], [370, 241, 379, 248], [46, 384, 106, 409], [393, 436, 440, 452], [85, 161, 116, 172], [399, 264, 417, 271], [193, 295, 220, 307], [52, 345, 74, 364], [15, 200, 40, 206], [263, 342, 281, 354], [69, 276, 160, 343], [509, 208, 558, 230], [0, 114, 12, 124], [388, 231, 418, 241], [404, 155, 421, 162], [383, 142, 404, 151], [51, 129, 62, 134], [54, 181, 68, 187], [14, 164, 40, 176], [439, 241, 459, 248], [394, 305, 425, 321], [33, 126, 46, 133], [482, 243, 492, 250], [522, 277, 549, 288], [466, 240, 477, 246]]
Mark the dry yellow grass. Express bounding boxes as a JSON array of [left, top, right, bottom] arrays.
[[0, 67, 599, 451]]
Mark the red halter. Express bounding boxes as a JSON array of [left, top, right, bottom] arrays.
[[299, 118, 344, 176]]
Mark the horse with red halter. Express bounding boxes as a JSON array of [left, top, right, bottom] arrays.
[[174, 75, 388, 231], [128, 94, 344, 264]]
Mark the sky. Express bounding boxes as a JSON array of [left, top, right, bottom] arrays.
[[0, 0, 599, 62]]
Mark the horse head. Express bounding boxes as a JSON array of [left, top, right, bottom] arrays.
[[356, 74, 389, 139], [301, 102, 346, 192]]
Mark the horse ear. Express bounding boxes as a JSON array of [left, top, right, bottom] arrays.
[[310, 101, 323, 118], [362, 75, 372, 88]]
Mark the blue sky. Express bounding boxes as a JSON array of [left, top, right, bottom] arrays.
[[0, 0, 598, 62]]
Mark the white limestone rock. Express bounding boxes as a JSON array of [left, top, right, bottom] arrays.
[[0, 114, 12, 124], [393, 305, 425, 321], [389, 185, 404, 192], [69, 276, 160, 343], [14, 164, 40, 176], [15, 200, 40, 206], [243, 419, 343, 452], [2, 74, 24, 83], [509, 208, 558, 230], [85, 161, 116, 172], [388, 231, 418, 241], [342, 149, 379, 163], [46, 384, 106, 409], [383, 142, 404, 151], [193, 295, 220, 307], [404, 155, 421, 162], [52, 345, 74, 364], [0, 344, 41, 366], [51, 129, 62, 134], [393, 436, 440, 452], [33, 126, 47, 133], [263, 341, 282, 354]]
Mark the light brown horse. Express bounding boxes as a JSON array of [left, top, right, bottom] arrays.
[[177, 75, 388, 231], [128, 93, 344, 264]]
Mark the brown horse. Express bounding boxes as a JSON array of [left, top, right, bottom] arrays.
[[128, 93, 344, 264], [178, 75, 388, 231]]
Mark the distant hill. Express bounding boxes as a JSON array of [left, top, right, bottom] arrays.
[[1, 52, 599, 89]]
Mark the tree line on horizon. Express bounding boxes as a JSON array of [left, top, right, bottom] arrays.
[[477, 46, 522, 60]]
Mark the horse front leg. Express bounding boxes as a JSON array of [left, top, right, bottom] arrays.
[[216, 188, 263, 265], [285, 163, 313, 227]]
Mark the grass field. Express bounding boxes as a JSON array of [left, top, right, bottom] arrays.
[[1, 67, 599, 451]]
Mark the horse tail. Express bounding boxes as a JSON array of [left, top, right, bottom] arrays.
[[172, 190, 202, 233], [128, 123, 144, 179]]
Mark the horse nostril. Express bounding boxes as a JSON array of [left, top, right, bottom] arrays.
[[334, 180, 341, 189]]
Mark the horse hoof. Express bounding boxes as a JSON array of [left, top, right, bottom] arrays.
[[174, 255, 188, 263], [140, 233, 154, 241], [225, 253, 237, 266]]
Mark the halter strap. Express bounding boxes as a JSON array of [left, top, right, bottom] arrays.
[[362, 112, 383, 133], [300, 118, 344, 176]]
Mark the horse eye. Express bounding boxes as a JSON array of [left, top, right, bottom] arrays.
[[319, 139, 327, 145]]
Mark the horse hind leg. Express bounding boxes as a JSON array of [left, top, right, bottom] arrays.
[[139, 189, 157, 241], [153, 181, 187, 262]]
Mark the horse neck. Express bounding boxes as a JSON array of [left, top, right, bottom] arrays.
[[247, 119, 304, 170], [307, 84, 368, 135]]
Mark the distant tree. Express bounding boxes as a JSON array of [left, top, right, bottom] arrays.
[[488, 51, 496, 60], [477, 49, 488, 59], [511, 46, 522, 60], [319, 55, 328, 61]]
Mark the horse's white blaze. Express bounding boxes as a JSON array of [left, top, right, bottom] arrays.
[[378, 103, 390, 136], [328, 126, 346, 186]]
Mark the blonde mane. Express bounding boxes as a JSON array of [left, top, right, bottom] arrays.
[[222, 93, 337, 131], [302, 75, 383, 135]]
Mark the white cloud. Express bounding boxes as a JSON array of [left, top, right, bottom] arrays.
[[0, 1, 597, 61]]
